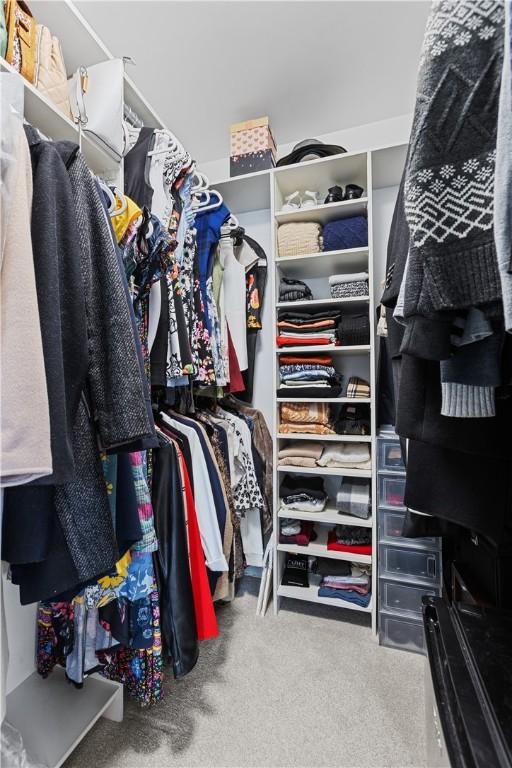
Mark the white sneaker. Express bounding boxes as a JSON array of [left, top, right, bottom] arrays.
[[281, 191, 301, 212], [301, 190, 319, 209]]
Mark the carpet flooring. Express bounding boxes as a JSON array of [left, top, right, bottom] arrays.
[[64, 581, 426, 768]]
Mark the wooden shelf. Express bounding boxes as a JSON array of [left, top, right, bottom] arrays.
[[276, 296, 369, 310], [276, 397, 371, 404], [276, 433, 372, 442], [278, 506, 373, 528], [278, 582, 373, 614], [275, 247, 369, 278], [277, 464, 372, 478], [276, 344, 371, 354], [275, 197, 368, 225], [277, 524, 372, 564]]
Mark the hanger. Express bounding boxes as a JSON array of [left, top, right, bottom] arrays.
[[98, 180, 116, 213], [147, 129, 181, 157], [110, 186, 128, 217], [194, 189, 223, 213]]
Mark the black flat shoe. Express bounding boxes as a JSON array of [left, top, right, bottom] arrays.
[[344, 184, 364, 200], [324, 185, 344, 204]]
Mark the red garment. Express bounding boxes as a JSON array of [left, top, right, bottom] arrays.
[[226, 326, 245, 393], [276, 337, 337, 347], [178, 450, 219, 641], [327, 530, 372, 556], [280, 355, 334, 366]]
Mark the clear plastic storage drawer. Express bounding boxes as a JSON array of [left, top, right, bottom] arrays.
[[378, 508, 440, 549], [378, 544, 441, 586], [379, 611, 426, 654], [378, 475, 406, 509], [379, 579, 438, 617], [378, 438, 405, 473]]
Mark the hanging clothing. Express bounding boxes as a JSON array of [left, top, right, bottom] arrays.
[[123, 126, 155, 210], [1, 127, 52, 486]]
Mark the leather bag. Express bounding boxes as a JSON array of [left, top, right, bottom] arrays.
[[5, 0, 36, 82], [69, 58, 125, 160], [34, 24, 71, 118]]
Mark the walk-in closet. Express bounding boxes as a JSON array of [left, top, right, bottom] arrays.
[[1, 2, 511, 767]]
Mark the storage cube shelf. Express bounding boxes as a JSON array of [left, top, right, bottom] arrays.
[[275, 248, 369, 278], [274, 197, 368, 225], [277, 525, 372, 564]]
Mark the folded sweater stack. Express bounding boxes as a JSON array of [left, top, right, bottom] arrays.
[[276, 309, 341, 348], [329, 272, 369, 299], [336, 478, 371, 519], [277, 352, 343, 398], [279, 474, 327, 513], [279, 519, 317, 546], [279, 277, 313, 303], [278, 222, 322, 257], [327, 523, 372, 555], [314, 559, 372, 608], [278, 442, 371, 470], [322, 215, 368, 252], [338, 313, 370, 346], [279, 402, 335, 435]]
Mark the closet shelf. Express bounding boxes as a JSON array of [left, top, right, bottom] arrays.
[[276, 397, 371, 404], [276, 296, 369, 310], [1, 57, 120, 175], [277, 464, 372, 478], [5, 667, 123, 768], [276, 433, 372, 442], [212, 169, 271, 213], [276, 344, 371, 354], [275, 197, 368, 225], [278, 506, 373, 528], [277, 525, 372, 564], [275, 248, 369, 279], [277, 583, 373, 613]]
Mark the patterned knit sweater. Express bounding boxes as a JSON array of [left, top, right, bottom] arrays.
[[403, 0, 504, 319]]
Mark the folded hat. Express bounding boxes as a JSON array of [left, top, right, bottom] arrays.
[[276, 138, 347, 167]]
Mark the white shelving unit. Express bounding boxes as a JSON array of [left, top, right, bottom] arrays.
[[268, 147, 406, 632]]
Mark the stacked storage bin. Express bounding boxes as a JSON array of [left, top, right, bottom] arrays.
[[377, 427, 442, 654]]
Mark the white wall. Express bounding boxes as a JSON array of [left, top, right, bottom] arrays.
[[201, 113, 413, 182]]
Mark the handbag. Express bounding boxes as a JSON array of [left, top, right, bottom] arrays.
[[5, 0, 36, 83], [34, 25, 71, 118], [69, 59, 125, 160]]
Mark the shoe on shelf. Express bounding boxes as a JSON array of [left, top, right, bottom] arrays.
[[324, 185, 345, 204], [281, 191, 302, 212], [344, 184, 364, 200], [301, 190, 319, 209]]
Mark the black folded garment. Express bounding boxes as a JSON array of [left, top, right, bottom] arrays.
[[279, 277, 313, 302], [313, 557, 352, 577], [338, 313, 370, 346], [280, 474, 326, 500], [278, 309, 342, 322], [334, 404, 371, 435], [276, 384, 343, 398]]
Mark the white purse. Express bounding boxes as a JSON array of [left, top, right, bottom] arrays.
[[69, 59, 125, 160]]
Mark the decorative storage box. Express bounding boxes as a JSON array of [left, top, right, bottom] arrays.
[[230, 116, 277, 177]]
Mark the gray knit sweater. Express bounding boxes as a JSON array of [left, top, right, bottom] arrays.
[[403, 0, 504, 320]]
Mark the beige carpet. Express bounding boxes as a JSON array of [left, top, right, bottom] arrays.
[[64, 581, 426, 768]]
